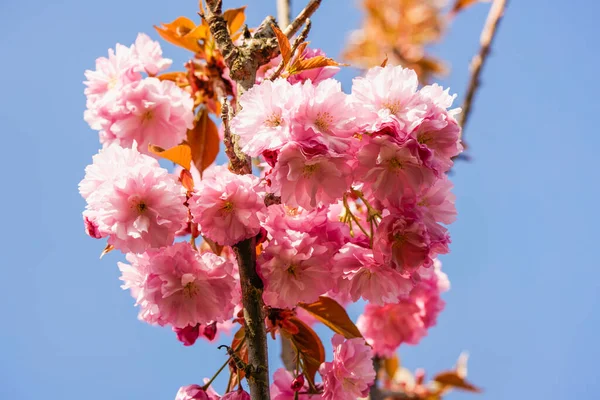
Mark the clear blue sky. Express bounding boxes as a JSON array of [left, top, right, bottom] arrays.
[[1, 0, 598, 399]]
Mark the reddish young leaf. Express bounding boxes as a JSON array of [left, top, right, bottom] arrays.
[[154, 17, 208, 52], [384, 354, 400, 380], [298, 296, 362, 339], [99, 243, 114, 259], [282, 317, 325, 387], [271, 23, 292, 66], [380, 55, 389, 68], [451, 0, 488, 15], [289, 55, 345, 75], [434, 371, 482, 393], [223, 6, 247, 35], [158, 71, 188, 83], [187, 109, 220, 177], [179, 169, 195, 191], [148, 143, 192, 171]]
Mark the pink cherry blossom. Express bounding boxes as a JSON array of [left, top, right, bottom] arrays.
[[78, 143, 151, 202], [231, 79, 302, 156], [292, 79, 358, 153], [357, 135, 436, 202], [80, 143, 187, 253], [259, 230, 332, 308], [270, 143, 352, 210], [332, 243, 413, 305], [271, 369, 322, 400], [416, 177, 457, 225], [84, 43, 141, 106], [351, 65, 426, 135], [189, 166, 265, 246], [118, 242, 237, 328], [173, 324, 201, 346], [131, 33, 172, 76], [357, 260, 449, 357], [221, 390, 250, 400], [372, 207, 450, 274], [319, 334, 375, 400], [410, 115, 462, 173], [175, 385, 209, 400], [102, 77, 194, 153]]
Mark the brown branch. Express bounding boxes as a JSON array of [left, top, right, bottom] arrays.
[[283, 0, 322, 38], [269, 19, 312, 81], [459, 0, 508, 141], [277, 0, 292, 28], [369, 356, 384, 400], [221, 99, 251, 174]]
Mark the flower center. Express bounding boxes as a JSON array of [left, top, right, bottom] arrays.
[[107, 76, 118, 90], [141, 110, 154, 122], [383, 100, 402, 115], [183, 281, 199, 298], [314, 112, 334, 132], [265, 112, 282, 127], [287, 264, 298, 277], [418, 132, 432, 144], [135, 201, 148, 214], [221, 201, 234, 214], [388, 158, 404, 171], [303, 164, 319, 177]]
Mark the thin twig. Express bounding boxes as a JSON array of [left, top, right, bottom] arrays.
[[221, 99, 251, 174], [277, 0, 291, 28], [270, 19, 312, 81], [459, 0, 508, 141], [283, 0, 322, 38]]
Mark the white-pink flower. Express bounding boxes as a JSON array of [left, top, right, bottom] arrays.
[[131, 33, 172, 76], [259, 230, 332, 308], [80, 143, 187, 253], [292, 79, 358, 153], [271, 369, 322, 400], [319, 334, 375, 400], [357, 260, 449, 357], [231, 79, 302, 156], [84, 43, 141, 106], [416, 177, 457, 225], [357, 135, 435, 202], [102, 77, 194, 153], [372, 207, 450, 274], [118, 242, 237, 328], [175, 385, 209, 400], [332, 243, 413, 305], [351, 65, 426, 135], [189, 166, 265, 246], [270, 143, 352, 210]]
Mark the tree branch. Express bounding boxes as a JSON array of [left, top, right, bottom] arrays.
[[277, 0, 291, 28], [369, 356, 384, 400], [459, 0, 508, 143], [283, 0, 322, 38]]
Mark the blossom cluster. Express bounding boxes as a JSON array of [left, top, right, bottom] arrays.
[[84, 34, 194, 154], [80, 32, 461, 400]]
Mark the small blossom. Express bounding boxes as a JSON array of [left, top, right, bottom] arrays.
[[174, 324, 201, 346], [271, 369, 322, 400], [175, 385, 209, 400], [259, 230, 332, 308], [293, 79, 358, 153], [319, 334, 375, 400], [357, 135, 435, 202], [189, 166, 265, 246], [357, 260, 449, 356], [101, 78, 194, 153], [270, 143, 352, 210], [231, 79, 302, 156], [131, 33, 172, 76], [372, 207, 449, 274], [80, 143, 187, 253], [118, 242, 236, 328], [221, 390, 250, 400], [332, 243, 413, 305], [351, 65, 425, 134]]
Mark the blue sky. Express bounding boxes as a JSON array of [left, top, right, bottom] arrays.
[[1, 0, 599, 399]]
